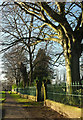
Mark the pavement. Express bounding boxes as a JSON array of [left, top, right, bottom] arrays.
[[2, 92, 67, 120]]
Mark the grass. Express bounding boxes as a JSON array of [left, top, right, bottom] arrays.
[[10, 93, 43, 107], [0, 91, 6, 102], [8, 91, 12, 94]]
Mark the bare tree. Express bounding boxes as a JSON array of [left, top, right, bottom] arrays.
[[14, 2, 83, 93], [1, 4, 41, 85], [3, 45, 28, 88], [1, 2, 65, 85]]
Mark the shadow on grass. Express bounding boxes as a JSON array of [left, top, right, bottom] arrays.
[[10, 93, 43, 107]]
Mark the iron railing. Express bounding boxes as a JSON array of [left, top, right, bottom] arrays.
[[47, 83, 83, 108], [15, 86, 36, 96]]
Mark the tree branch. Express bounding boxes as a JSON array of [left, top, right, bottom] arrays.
[[54, 52, 64, 64], [14, 2, 46, 23]]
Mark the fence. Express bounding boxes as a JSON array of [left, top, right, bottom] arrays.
[[47, 83, 83, 108], [13, 81, 83, 107], [14, 86, 36, 96]]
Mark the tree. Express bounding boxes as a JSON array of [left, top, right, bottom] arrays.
[[33, 48, 53, 82], [1, 4, 34, 85], [1, 3, 48, 86], [33, 48, 53, 101], [14, 2, 83, 94], [2, 45, 28, 88], [20, 62, 28, 88]]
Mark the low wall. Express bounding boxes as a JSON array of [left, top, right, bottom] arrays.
[[18, 92, 36, 101], [45, 99, 82, 118], [27, 95, 36, 101], [12, 90, 37, 101]]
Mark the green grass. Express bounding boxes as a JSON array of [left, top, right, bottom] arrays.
[[10, 93, 43, 107], [8, 91, 12, 94], [0, 91, 5, 94], [0, 91, 6, 102]]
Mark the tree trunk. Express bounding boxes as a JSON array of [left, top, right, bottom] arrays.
[[65, 56, 72, 94], [37, 81, 42, 102], [29, 47, 33, 86], [16, 79, 18, 93], [65, 51, 80, 94], [72, 52, 80, 84], [28, 16, 34, 86]]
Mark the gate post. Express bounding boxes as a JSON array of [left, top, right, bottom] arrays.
[[36, 80, 42, 102], [35, 82, 38, 102], [42, 82, 46, 105]]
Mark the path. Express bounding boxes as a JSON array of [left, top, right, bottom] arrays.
[[2, 92, 67, 120]]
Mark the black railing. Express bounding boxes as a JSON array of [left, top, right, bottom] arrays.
[[47, 83, 83, 108], [14, 86, 36, 96]]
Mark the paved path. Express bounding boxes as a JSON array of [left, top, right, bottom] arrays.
[[2, 93, 30, 119], [2, 93, 67, 120]]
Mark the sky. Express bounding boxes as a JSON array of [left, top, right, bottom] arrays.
[[0, 0, 5, 81], [0, 0, 82, 83], [0, 2, 3, 81], [0, 0, 68, 82], [0, 0, 6, 81], [0, 35, 4, 81]]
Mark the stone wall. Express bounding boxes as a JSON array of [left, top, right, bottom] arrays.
[[18, 93, 36, 101], [45, 99, 81, 118]]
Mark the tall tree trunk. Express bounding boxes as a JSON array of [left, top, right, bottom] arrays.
[[63, 33, 81, 94], [64, 49, 80, 94], [72, 52, 80, 84], [16, 79, 18, 93], [28, 16, 34, 86], [65, 54, 72, 94], [29, 48, 33, 86]]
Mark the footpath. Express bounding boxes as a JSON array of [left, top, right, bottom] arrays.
[[2, 92, 67, 120]]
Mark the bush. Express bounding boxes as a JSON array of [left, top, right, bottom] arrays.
[[12, 84, 17, 89]]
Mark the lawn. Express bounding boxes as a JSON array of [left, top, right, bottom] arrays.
[[0, 91, 6, 102], [10, 93, 43, 107]]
